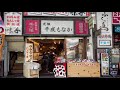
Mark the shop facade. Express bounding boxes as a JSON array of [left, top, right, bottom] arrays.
[[22, 12, 101, 78]]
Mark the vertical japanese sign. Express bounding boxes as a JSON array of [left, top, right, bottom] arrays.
[[41, 20, 74, 35], [25, 43, 33, 62], [112, 12, 120, 24], [75, 20, 89, 35], [4, 12, 22, 35], [101, 53, 109, 76], [96, 12, 113, 48], [25, 19, 40, 35]]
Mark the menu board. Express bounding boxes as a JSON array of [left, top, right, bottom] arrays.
[[66, 38, 79, 60], [101, 53, 109, 76], [25, 43, 33, 62]]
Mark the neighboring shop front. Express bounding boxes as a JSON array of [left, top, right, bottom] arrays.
[[3, 12, 24, 76], [23, 12, 100, 78], [0, 15, 5, 77]]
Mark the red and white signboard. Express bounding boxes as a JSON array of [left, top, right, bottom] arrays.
[[112, 12, 120, 24], [25, 19, 40, 35], [4, 12, 22, 35], [0, 16, 5, 34]]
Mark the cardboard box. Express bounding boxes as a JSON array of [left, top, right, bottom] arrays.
[[67, 62, 100, 77]]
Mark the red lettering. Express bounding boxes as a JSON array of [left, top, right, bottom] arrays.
[[14, 16, 17, 18], [17, 20, 20, 22], [7, 23, 10, 25], [17, 16, 20, 18], [12, 23, 15, 26], [16, 23, 20, 26]]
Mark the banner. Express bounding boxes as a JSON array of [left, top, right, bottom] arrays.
[[25, 43, 33, 62], [96, 12, 113, 48], [41, 20, 74, 35], [4, 12, 22, 35], [112, 12, 120, 24], [75, 20, 89, 35], [25, 19, 40, 35], [24, 12, 90, 17]]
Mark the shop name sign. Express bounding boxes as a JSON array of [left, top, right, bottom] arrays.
[[41, 20, 74, 35], [112, 12, 120, 24], [96, 12, 113, 48], [4, 12, 22, 35], [24, 12, 90, 17]]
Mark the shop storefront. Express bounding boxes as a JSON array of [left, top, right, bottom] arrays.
[[23, 12, 100, 78]]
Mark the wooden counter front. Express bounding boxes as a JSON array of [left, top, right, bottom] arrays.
[[67, 62, 100, 77]]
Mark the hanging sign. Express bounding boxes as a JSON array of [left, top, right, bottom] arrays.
[[24, 19, 40, 35], [24, 12, 90, 17], [41, 20, 74, 35], [75, 20, 89, 35], [4, 12, 22, 35], [112, 12, 120, 24], [25, 43, 33, 62], [96, 12, 113, 48]]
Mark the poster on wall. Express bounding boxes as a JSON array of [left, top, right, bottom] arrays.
[[41, 20, 74, 35], [24, 12, 90, 17], [96, 12, 113, 48], [101, 53, 109, 76], [24, 19, 40, 35], [75, 20, 89, 35], [0, 16, 5, 34], [4, 12, 22, 35], [25, 43, 33, 62], [66, 38, 79, 60], [112, 12, 120, 24]]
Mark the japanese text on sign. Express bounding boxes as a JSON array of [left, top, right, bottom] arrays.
[[112, 12, 120, 24], [25, 20, 39, 34], [96, 12, 112, 48], [4, 12, 22, 35], [24, 12, 90, 17], [41, 20, 74, 35]]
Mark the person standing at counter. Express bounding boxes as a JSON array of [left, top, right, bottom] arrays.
[[48, 51, 54, 73]]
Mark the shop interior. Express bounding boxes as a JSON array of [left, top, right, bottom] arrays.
[[27, 38, 65, 76], [26, 37, 85, 77]]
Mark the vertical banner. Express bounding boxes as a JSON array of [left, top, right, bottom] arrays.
[[25, 43, 33, 62], [4, 12, 22, 35], [101, 53, 109, 76], [96, 12, 113, 48], [25, 19, 40, 35], [75, 20, 89, 35]]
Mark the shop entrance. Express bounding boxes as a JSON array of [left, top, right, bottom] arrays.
[[27, 38, 65, 77], [26, 37, 87, 78]]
